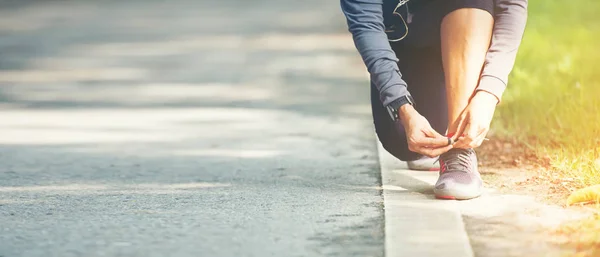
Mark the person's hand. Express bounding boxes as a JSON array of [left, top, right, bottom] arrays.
[[452, 91, 499, 149], [398, 104, 453, 157]]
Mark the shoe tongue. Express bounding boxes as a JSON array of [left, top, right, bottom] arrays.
[[442, 149, 470, 171]]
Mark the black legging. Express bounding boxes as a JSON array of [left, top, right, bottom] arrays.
[[372, 0, 494, 161]]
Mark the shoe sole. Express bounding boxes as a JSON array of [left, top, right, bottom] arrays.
[[407, 165, 440, 172], [433, 187, 482, 200]]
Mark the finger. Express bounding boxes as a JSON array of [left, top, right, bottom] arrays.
[[428, 144, 454, 156], [424, 127, 445, 138], [468, 134, 484, 148], [414, 144, 454, 158], [469, 128, 489, 148], [455, 138, 473, 149], [454, 124, 474, 149], [471, 137, 485, 148], [455, 136, 466, 142], [465, 120, 479, 141], [452, 114, 468, 141], [419, 135, 451, 147]]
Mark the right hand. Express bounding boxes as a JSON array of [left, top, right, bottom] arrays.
[[398, 105, 453, 158]]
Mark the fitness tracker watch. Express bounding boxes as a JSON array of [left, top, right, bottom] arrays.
[[385, 95, 415, 122]]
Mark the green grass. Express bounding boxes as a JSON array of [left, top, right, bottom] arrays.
[[494, 0, 600, 189], [496, 2, 600, 253]]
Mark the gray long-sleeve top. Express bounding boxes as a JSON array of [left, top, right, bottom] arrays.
[[341, 0, 528, 106]]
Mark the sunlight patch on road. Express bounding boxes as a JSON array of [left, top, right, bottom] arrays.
[[339, 104, 373, 116], [0, 68, 146, 83], [0, 182, 230, 194], [172, 149, 283, 158], [0, 184, 109, 192], [0, 108, 281, 145], [381, 185, 408, 191], [68, 33, 355, 57], [0, 18, 45, 31], [2, 83, 274, 104]]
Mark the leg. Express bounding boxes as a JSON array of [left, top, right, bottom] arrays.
[[371, 80, 418, 162], [372, 2, 449, 168], [433, 3, 495, 200], [440, 8, 494, 135], [372, 44, 447, 163]]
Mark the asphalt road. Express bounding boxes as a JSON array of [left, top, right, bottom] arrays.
[[0, 1, 384, 256]]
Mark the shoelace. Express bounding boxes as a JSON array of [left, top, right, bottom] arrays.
[[438, 149, 473, 173]]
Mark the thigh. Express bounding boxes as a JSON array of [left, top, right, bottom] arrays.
[[402, 0, 495, 47]]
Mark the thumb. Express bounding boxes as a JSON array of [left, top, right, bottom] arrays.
[[466, 119, 479, 139], [452, 114, 468, 141]]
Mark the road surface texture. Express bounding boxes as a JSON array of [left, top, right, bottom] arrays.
[[0, 1, 384, 256]]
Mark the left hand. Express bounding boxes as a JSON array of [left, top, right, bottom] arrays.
[[452, 91, 499, 149]]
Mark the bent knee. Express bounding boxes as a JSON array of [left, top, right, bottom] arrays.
[[375, 128, 418, 162]]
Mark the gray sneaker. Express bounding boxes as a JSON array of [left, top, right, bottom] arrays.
[[407, 156, 440, 171], [434, 148, 482, 200]]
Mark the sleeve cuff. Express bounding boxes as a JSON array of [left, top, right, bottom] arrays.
[[476, 75, 506, 104], [386, 94, 415, 110]]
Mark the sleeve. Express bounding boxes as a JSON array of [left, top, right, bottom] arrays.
[[340, 0, 411, 106], [477, 0, 528, 102]]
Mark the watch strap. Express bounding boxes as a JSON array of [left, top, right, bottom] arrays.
[[386, 95, 415, 121]]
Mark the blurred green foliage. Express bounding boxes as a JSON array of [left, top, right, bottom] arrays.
[[494, 0, 600, 187]]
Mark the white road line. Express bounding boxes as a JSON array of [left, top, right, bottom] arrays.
[[377, 140, 474, 257]]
